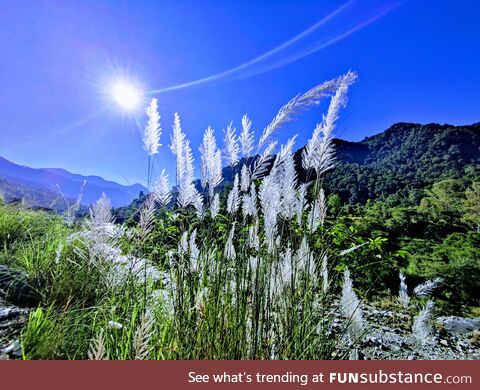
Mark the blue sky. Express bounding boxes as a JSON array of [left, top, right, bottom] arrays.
[[0, 0, 479, 186]]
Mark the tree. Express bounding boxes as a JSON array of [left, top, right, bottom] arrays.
[[462, 182, 480, 231], [418, 179, 464, 234]]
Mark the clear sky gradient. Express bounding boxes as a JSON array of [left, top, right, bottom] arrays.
[[0, 0, 479, 186]]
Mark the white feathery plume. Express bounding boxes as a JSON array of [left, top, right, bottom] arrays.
[[259, 174, 281, 253], [189, 229, 200, 271], [87, 193, 114, 233], [242, 183, 258, 218], [414, 278, 443, 298], [193, 192, 205, 220], [412, 299, 435, 343], [143, 98, 161, 156], [179, 231, 188, 256], [296, 237, 313, 276], [399, 272, 410, 308], [295, 183, 309, 226], [139, 194, 156, 242], [248, 221, 260, 251], [133, 313, 154, 360], [227, 174, 241, 214], [152, 169, 171, 206], [308, 188, 327, 233], [210, 193, 220, 218], [240, 164, 251, 192], [270, 136, 297, 172], [258, 71, 357, 149], [249, 255, 259, 275], [279, 247, 294, 288], [274, 137, 298, 219], [169, 112, 183, 156], [177, 139, 198, 208], [302, 73, 356, 176], [340, 269, 365, 345], [240, 114, 254, 158], [170, 112, 186, 185], [200, 126, 223, 196], [224, 223, 236, 261], [88, 330, 106, 360], [251, 141, 278, 180], [223, 121, 240, 167], [275, 235, 281, 250], [339, 243, 365, 257], [321, 254, 328, 293]]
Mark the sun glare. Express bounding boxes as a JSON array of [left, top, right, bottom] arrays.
[[112, 82, 141, 110]]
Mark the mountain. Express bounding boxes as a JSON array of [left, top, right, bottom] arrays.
[[0, 157, 147, 208], [320, 122, 480, 203], [208, 122, 480, 205]]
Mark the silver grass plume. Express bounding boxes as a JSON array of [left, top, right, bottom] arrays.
[[340, 269, 365, 346], [62, 179, 86, 226], [210, 193, 220, 218], [170, 112, 186, 185], [302, 72, 356, 176], [139, 194, 156, 242], [258, 71, 356, 149], [248, 221, 260, 250], [321, 254, 328, 293], [193, 192, 205, 220], [249, 255, 259, 275], [259, 174, 281, 253], [414, 278, 443, 298], [412, 299, 435, 343], [398, 272, 410, 308], [179, 231, 188, 256], [143, 98, 161, 156], [227, 174, 241, 214], [296, 237, 313, 276], [274, 137, 299, 219], [88, 192, 114, 231], [240, 114, 254, 158], [224, 223, 236, 260], [88, 330, 106, 360], [133, 314, 154, 360], [223, 121, 240, 167], [295, 183, 309, 226], [251, 141, 278, 180], [240, 164, 251, 192], [200, 126, 222, 196], [189, 229, 200, 271], [152, 169, 171, 206], [308, 188, 327, 233], [279, 247, 294, 289], [339, 243, 365, 257], [242, 183, 258, 218], [81, 192, 119, 262], [177, 138, 198, 208]]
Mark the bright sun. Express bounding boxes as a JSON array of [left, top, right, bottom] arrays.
[[112, 82, 141, 110]]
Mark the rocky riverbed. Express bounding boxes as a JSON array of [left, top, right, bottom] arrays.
[[0, 294, 478, 360], [357, 303, 480, 360], [0, 298, 28, 359]]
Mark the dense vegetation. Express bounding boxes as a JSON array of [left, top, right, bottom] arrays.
[[0, 73, 478, 360]]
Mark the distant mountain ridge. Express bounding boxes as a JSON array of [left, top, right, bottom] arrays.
[[0, 156, 147, 208], [320, 122, 480, 203], [205, 121, 480, 204]]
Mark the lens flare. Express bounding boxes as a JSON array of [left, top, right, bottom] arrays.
[[112, 82, 141, 109]]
